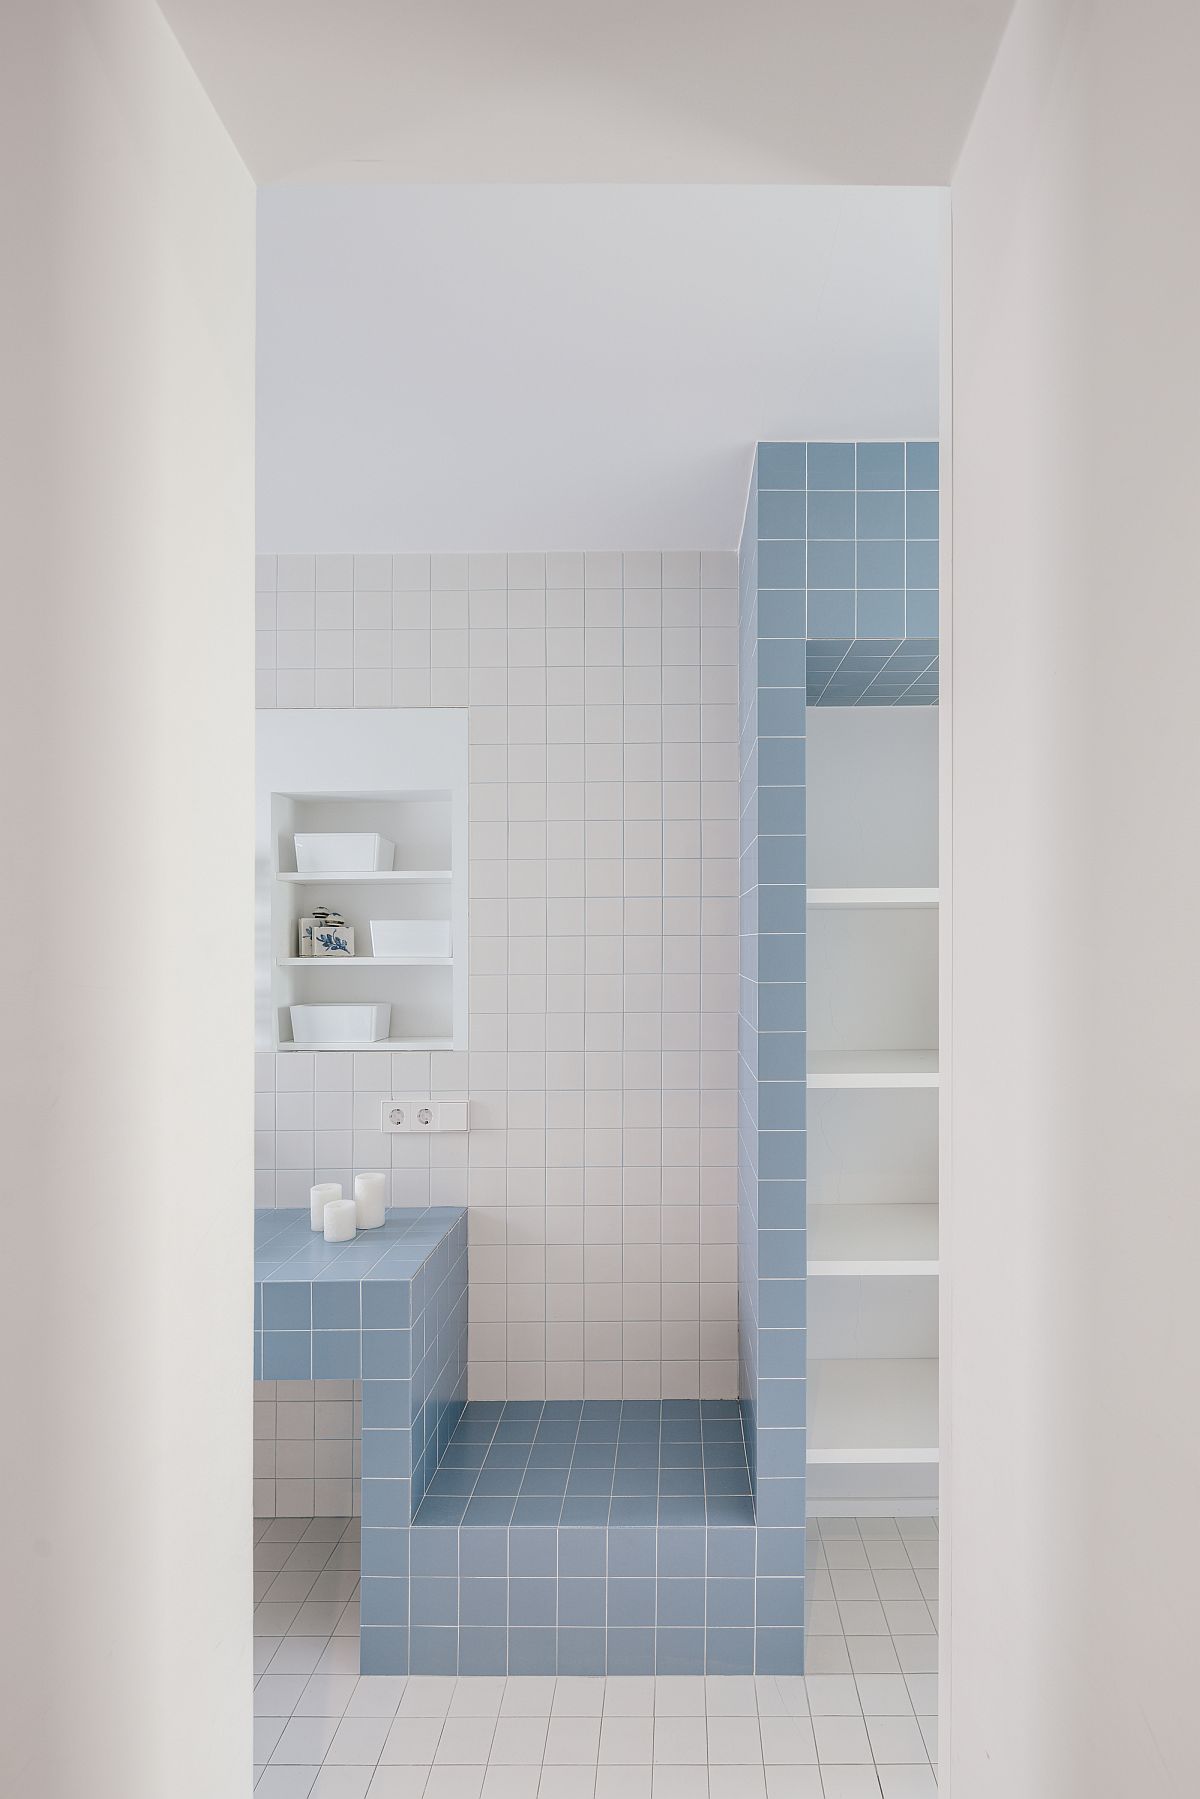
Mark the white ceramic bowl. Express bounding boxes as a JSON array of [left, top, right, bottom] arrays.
[[293, 833, 395, 873]]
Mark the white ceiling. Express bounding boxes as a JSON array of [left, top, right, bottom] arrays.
[[256, 185, 945, 551], [163, 0, 1011, 186]]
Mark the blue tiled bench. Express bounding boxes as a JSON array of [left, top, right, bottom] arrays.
[[406, 1397, 804, 1676], [254, 1209, 805, 1675]]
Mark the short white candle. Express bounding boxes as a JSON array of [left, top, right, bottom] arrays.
[[323, 1198, 357, 1243], [354, 1171, 387, 1230], [310, 1181, 341, 1232]]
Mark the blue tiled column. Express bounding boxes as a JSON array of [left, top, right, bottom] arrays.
[[738, 447, 808, 1673]]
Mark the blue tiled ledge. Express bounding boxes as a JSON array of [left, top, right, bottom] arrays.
[[254, 1203, 468, 1674]]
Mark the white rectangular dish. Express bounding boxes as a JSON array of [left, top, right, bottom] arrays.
[[369, 919, 452, 958], [293, 833, 395, 873], [289, 1002, 391, 1045]]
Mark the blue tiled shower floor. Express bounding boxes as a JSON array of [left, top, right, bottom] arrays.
[[412, 1399, 755, 1529]]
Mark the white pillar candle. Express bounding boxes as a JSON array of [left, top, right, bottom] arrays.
[[310, 1181, 341, 1232], [354, 1171, 387, 1230], [323, 1198, 357, 1243]]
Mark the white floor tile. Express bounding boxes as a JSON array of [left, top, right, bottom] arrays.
[[805, 1677, 861, 1717], [764, 1770, 823, 1798], [400, 1679, 459, 1717], [480, 1769, 541, 1799], [880, 1603, 935, 1639], [273, 1717, 343, 1765], [653, 1717, 707, 1764], [296, 1677, 359, 1717], [652, 1768, 707, 1799], [256, 1718, 288, 1761], [501, 1678, 557, 1717], [654, 1677, 706, 1717], [425, 1769, 486, 1799], [902, 1677, 936, 1716], [847, 1640, 901, 1677], [367, 1769, 430, 1797], [812, 1715, 873, 1765], [819, 1769, 883, 1799], [598, 1717, 653, 1763], [876, 1768, 938, 1798], [705, 1679, 758, 1717], [757, 1716, 817, 1764], [269, 1638, 331, 1677], [594, 1769, 652, 1799], [604, 1679, 655, 1716], [544, 1717, 601, 1763], [708, 1768, 766, 1799], [865, 1717, 928, 1765], [347, 1677, 408, 1718], [380, 1717, 445, 1764], [325, 1717, 393, 1764], [892, 1639, 938, 1676], [316, 1638, 363, 1675], [490, 1719, 550, 1765], [255, 1768, 321, 1798], [310, 1770, 374, 1799], [705, 1718, 762, 1765], [537, 1768, 597, 1799], [450, 1679, 507, 1718], [552, 1679, 605, 1717], [854, 1677, 913, 1717], [257, 1675, 310, 1716], [437, 1718, 499, 1765]]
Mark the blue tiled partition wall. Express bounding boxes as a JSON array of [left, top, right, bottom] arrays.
[[737, 451, 808, 1546], [736, 438, 941, 1673]]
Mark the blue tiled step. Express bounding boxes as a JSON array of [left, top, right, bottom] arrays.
[[413, 1399, 755, 1529]]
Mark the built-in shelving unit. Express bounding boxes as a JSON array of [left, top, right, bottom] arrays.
[[806, 706, 939, 1515], [256, 710, 469, 1056]]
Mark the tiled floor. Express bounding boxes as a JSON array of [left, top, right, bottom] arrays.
[[254, 1514, 938, 1795], [414, 1400, 754, 1528]]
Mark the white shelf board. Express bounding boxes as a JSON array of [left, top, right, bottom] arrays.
[[276, 870, 452, 884], [809, 1204, 939, 1276], [808, 1358, 939, 1464], [278, 957, 453, 968], [276, 1037, 454, 1053], [808, 887, 938, 908], [808, 1050, 939, 1089]]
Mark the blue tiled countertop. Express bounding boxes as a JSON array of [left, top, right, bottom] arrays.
[[254, 1205, 467, 1382]]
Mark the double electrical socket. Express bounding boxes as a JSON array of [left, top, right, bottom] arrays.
[[381, 1095, 469, 1133]]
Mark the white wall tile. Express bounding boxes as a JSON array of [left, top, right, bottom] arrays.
[[256, 547, 738, 1417]]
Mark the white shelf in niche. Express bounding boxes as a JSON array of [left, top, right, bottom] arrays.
[[807, 1358, 939, 1464], [809, 1204, 938, 1276], [277, 957, 453, 969], [276, 869, 452, 885], [807, 887, 938, 908], [277, 1037, 454, 1053], [808, 1050, 939, 1089]]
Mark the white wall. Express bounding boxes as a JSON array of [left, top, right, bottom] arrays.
[[0, 3, 254, 1794], [254, 547, 740, 1418], [256, 185, 942, 550], [947, 1, 1200, 1792]]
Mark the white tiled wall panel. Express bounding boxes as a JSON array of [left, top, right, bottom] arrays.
[[255, 550, 740, 1415]]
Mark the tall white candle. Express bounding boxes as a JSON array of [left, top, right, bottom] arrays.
[[354, 1171, 387, 1230], [310, 1181, 341, 1232], [323, 1198, 357, 1243]]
